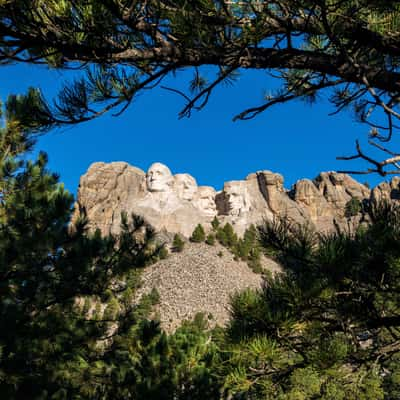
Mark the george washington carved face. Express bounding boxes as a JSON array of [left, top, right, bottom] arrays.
[[146, 162, 174, 192]]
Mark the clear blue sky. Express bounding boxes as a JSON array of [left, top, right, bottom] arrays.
[[0, 63, 392, 196]]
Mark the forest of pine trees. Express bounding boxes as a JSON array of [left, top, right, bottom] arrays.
[[2, 1, 400, 398], [2, 104, 400, 397]]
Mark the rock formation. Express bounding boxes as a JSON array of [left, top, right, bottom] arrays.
[[371, 176, 400, 205], [76, 162, 216, 237], [75, 161, 398, 238]]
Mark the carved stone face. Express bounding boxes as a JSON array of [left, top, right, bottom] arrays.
[[146, 162, 174, 192], [193, 186, 217, 216], [175, 174, 197, 201], [224, 181, 250, 216]]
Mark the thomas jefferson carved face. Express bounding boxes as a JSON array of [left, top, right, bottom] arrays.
[[146, 163, 174, 192], [175, 174, 197, 201], [224, 181, 250, 216], [193, 186, 217, 216]]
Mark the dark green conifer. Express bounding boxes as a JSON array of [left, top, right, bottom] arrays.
[[190, 224, 206, 243], [206, 233, 216, 245], [172, 233, 185, 252], [211, 216, 220, 231], [345, 197, 362, 218], [220, 223, 238, 248], [0, 99, 173, 398]]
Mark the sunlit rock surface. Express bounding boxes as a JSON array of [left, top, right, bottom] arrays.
[[76, 161, 399, 237]]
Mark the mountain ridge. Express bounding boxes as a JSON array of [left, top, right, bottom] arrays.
[[75, 161, 397, 238]]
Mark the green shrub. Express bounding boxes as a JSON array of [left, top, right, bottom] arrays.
[[345, 197, 362, 218], [149, 288, 160, 305], [237, 238, 252, 260], [103, 297, 119, 320], [243, 224, 257, 244], [206, 233, 216, 245], [190, 224, 206, 242], [216, 226, 227, 245], [246, 244, 263, 274], [211, 216, 220, 231], [158, 246, 169, 259], [216, 223, 237, 247], [172, 233, 185, 252], [223, 223, 238, 247]]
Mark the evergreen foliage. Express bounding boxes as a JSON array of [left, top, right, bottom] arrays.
[[345, 197, 362, 218], [216, 223, 263, 273], [216, 223, 238, 248], [236, 224, 258, 260], [190, 224, 206, 243], [172, 233, 185, 252], [5, 106, 400, 397], [220, 207, 400, 398], [2, 2, 400, 172], [0, 123, 162, 396], [158, 246, 169, 259], [0, 101, 218, 399], [206, 233, 216, 246], [211, 216, 220, 231]]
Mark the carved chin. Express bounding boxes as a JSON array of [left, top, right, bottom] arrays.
[[149, 186, 166, 192], [229, 203, 244, 216], [147, 180, 170, 192]]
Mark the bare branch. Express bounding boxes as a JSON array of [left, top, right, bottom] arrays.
[[338, 140, 400, 176]]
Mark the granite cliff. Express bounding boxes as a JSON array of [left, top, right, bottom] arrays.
[[75, 161, 392, 237], [74, 162, 400, 330]]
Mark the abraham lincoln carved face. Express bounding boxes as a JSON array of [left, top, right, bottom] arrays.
[[224, 181, 250, 216]]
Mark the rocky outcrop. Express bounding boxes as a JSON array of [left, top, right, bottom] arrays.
[[75, 161, 397, 238], [75, 162, 147, 234], [76, 162, 215, 237], [292, 172, 370, 231], [371, 176, 400, 205]]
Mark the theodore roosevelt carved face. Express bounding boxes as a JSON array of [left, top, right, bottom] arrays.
[[146, 163, 174, 192]]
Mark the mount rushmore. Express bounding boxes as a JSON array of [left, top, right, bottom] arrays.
[[75, 161, 400, 237]]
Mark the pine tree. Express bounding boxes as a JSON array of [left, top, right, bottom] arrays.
[[172, 233, 185, 252], [190, 224, 206, 243], [2, 2, 400, 172], [0, 99, 169, 398], [211, 216, 220, 231], [217, 223, 238, 248], [221, 208, 400, 398], [205, 233, 216, 246]]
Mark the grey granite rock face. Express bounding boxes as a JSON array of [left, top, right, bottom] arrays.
[[371, 176, 400, 205], [75, 162, 215, 237], [75, 161, 398, 237]]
